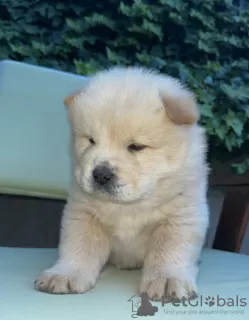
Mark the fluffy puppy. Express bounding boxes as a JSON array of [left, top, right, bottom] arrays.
[[35, 67, 209, 301]]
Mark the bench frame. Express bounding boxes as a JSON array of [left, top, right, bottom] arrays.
[[211, 158, 249, 253]]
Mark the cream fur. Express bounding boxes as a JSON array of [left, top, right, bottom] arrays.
[[35, 67, 209, 301]]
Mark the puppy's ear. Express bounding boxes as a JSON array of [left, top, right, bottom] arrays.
[[160, 86, 199, 125], [64, 88, 84, 108]]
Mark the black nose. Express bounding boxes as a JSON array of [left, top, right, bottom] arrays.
[[93, 166, 114, 185]]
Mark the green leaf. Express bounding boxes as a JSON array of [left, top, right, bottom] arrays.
[[169, 12, 185, 24], [136, 51, 151, 64], [119, 2, 133, 16], [36, 4, 55, 19], [106, 47, 128, 64], [203, 76, 214, 86], [74, 59, 100, 76], [132, 0, 156, 20], [160, 0, 187, 12], [225, 135, 236, 152], [200, 104, 213, 118], [215, 126, 228, 140], [232, 159, 249, 174], [32, 41, 52, 55], [198, 40, 218, 54], [66, 19, 83, 33], [142, 19, 163, 40], [231, 59, 248, 69], [85, 13, 115, 29], [189, 9, 215, 29], [150, 57, 167, 69], [225, 111, 243, 136], [228, 35, 242, 47], [236, 86, 249, 102], [220, 84, 249, 102]]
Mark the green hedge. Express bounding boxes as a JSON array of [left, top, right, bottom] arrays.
[[1, 0, 249, 173]]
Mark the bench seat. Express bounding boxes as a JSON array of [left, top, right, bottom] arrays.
[[0, 247, 249, 320]]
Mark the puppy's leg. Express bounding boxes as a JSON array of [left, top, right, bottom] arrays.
[[140, 213, 207, 302], [35, 199, 110, 294]]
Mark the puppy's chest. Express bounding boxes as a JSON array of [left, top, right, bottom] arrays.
[[106, 209, 161, 242], [109, 218, 153, 268], [104, 209, 165, 267]]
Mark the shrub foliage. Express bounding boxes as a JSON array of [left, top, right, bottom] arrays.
[[1, 0, 249, 172]]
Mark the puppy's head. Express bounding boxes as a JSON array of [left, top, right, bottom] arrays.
[[64, 67, 199, 203]]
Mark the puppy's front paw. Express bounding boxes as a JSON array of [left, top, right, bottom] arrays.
[[35, 264, 95, 294], [140, 276, 197, 302]]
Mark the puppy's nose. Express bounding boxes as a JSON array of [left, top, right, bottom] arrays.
[[93, 166, 114, 185]]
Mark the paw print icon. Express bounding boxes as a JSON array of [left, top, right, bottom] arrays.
[[205, 296, 215, 307]]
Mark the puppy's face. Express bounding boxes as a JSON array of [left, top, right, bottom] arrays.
[[65, 68, 199, 203]]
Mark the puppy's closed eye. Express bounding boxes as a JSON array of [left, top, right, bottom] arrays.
[[128, 143, 147, 152]]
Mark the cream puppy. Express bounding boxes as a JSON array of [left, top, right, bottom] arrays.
[[35, 67, 209, 301]]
